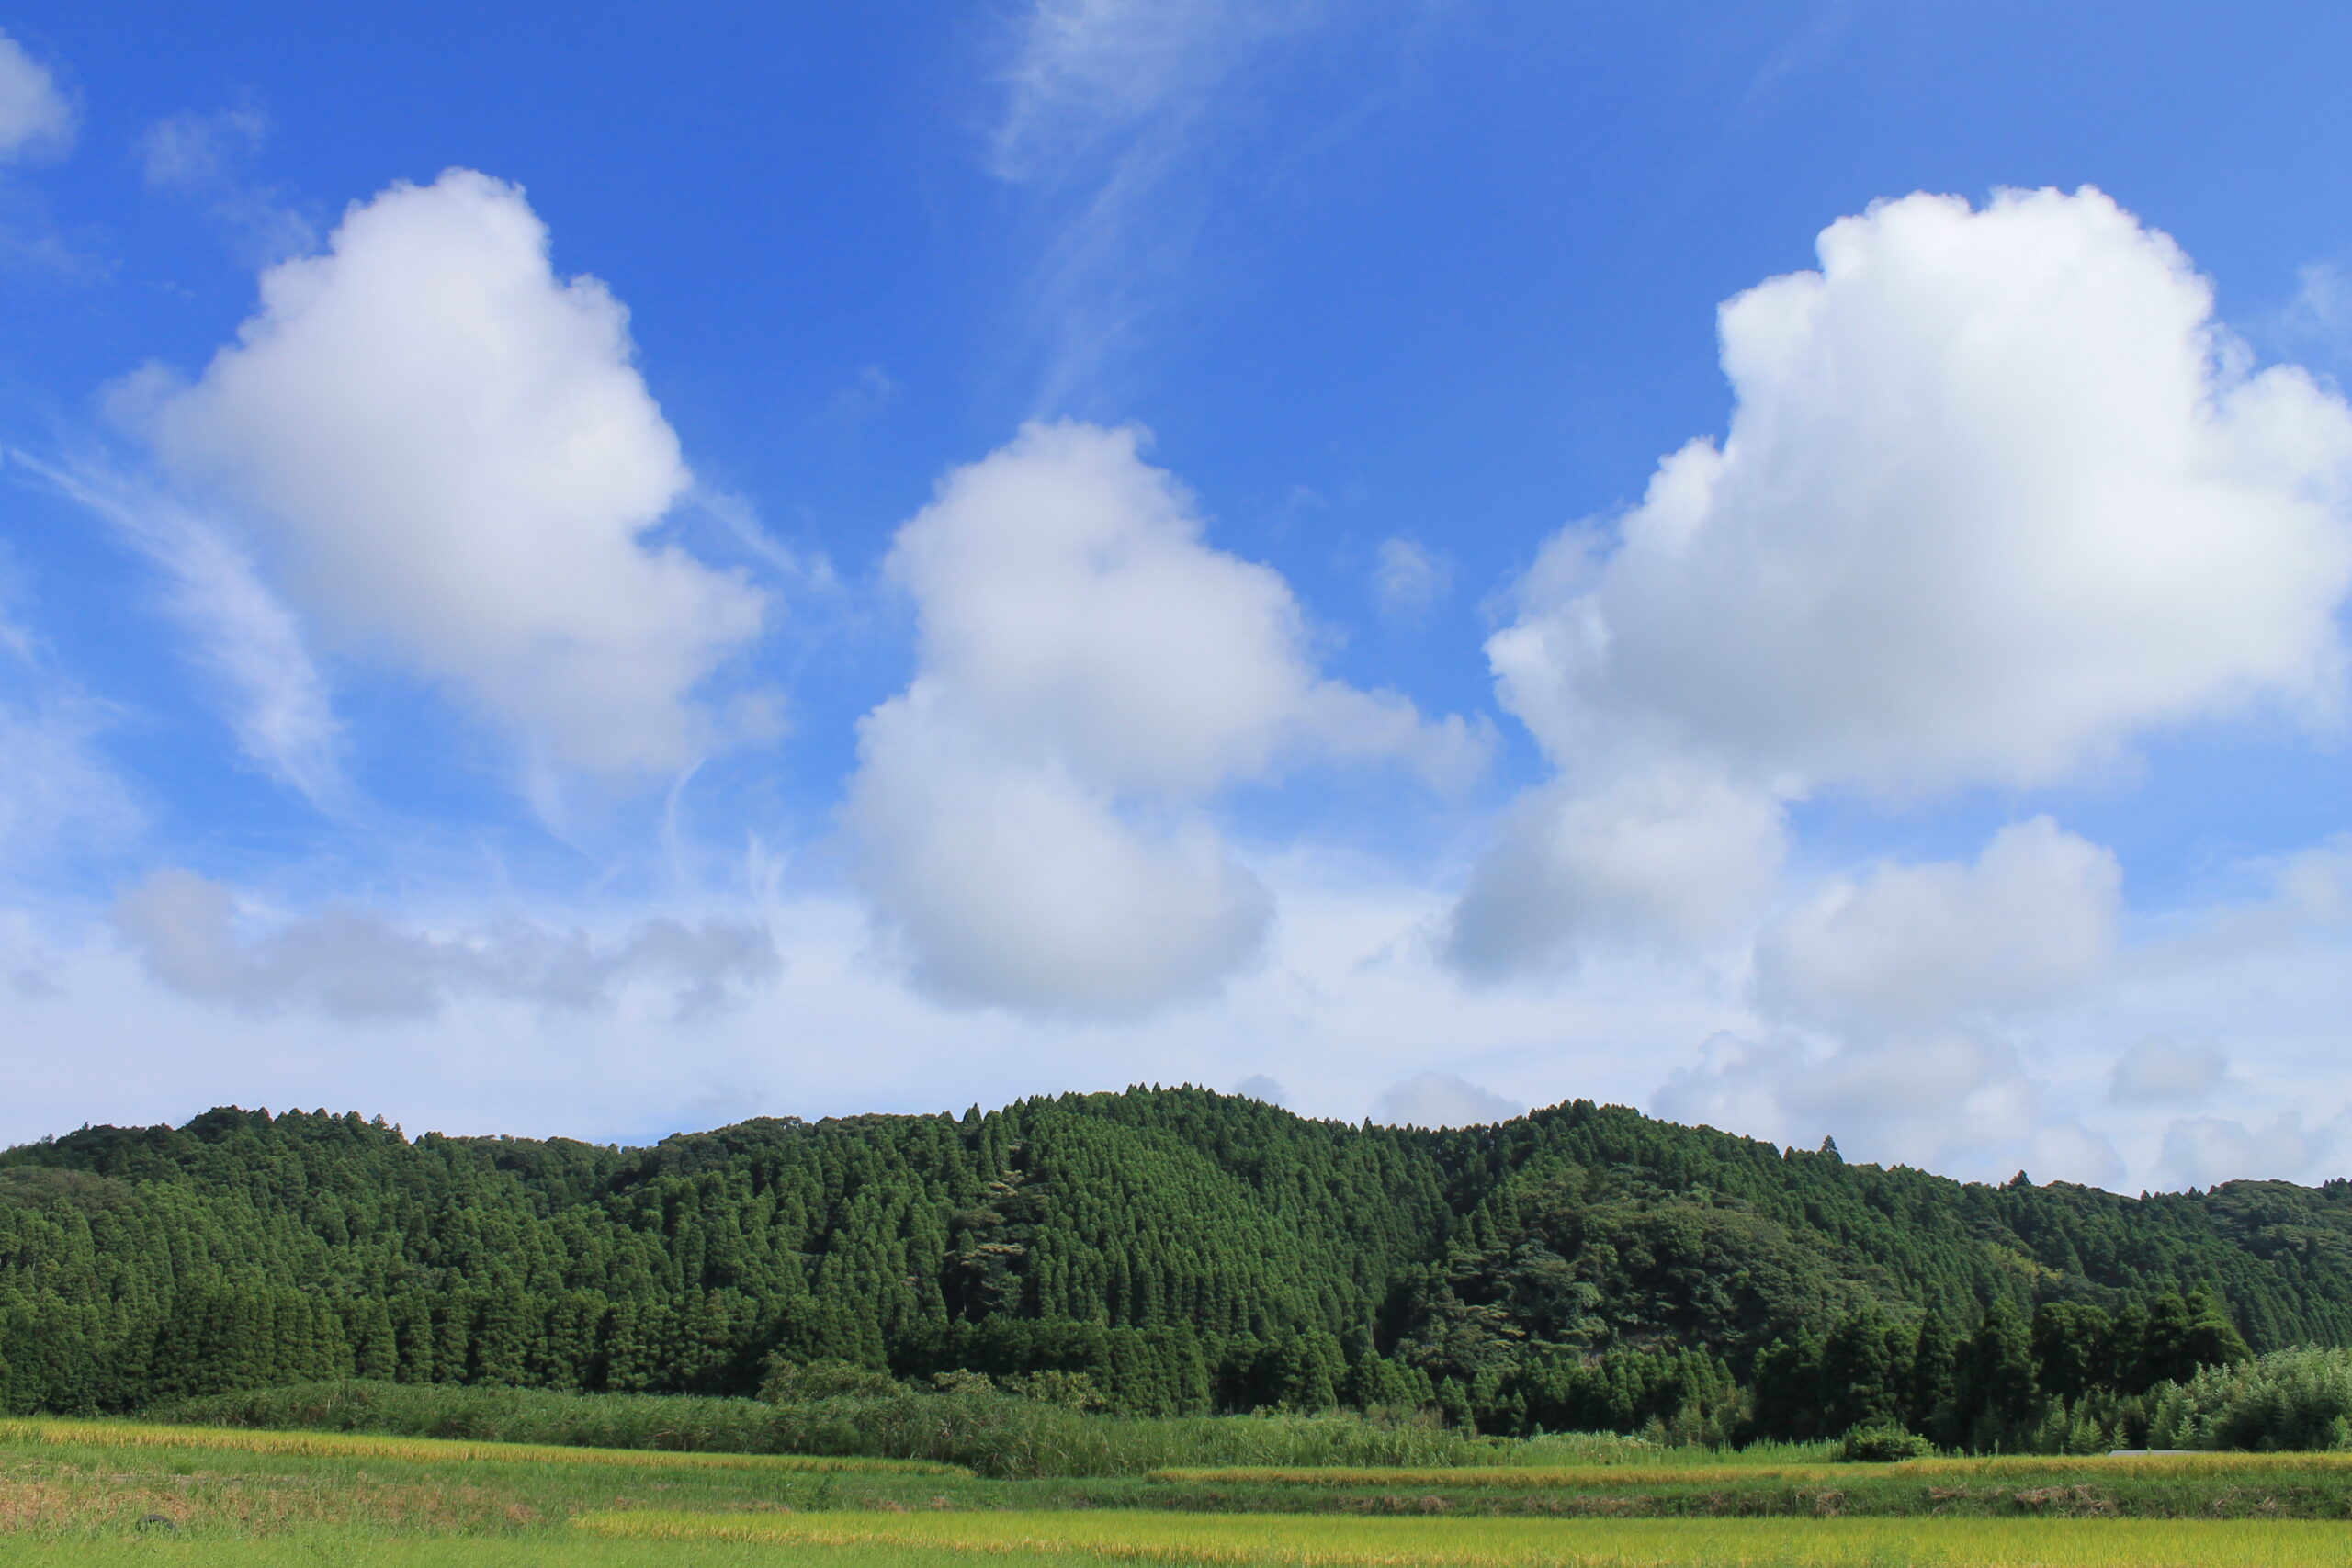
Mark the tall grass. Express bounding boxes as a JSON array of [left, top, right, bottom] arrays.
[[152, 1380, 1513, 1478], [583, 1508, 2352, 1566], [2149, 1348, 2352, 1452]]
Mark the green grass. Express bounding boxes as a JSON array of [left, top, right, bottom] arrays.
[[583, 1508, 2352, 1566], [157, 1381, 1510, 1478], [1154, 1450, 2352, 1489], [17, 1410, 2352, 1568], [2, 1540, 1016, 1568]]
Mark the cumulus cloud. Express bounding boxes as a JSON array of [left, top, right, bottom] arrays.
[[112, 868, 777, 1021], [2109, 1037, 2228, 1107], [1374, 1071, 1521, 1129], [2157, 1110, 2352, 1190], [0, 32, 70, 161], [846, 422, 1481, 1017], [1444, 770, 1783, 977], [1453, 187, 2352, 980], [1656, 1027, 2062, 1179], [148, 170, 763, 776], [1657, 818, 2123, 1181], [1753, 818, 2120, 1029]]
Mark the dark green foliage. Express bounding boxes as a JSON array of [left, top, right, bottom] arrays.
[[0, 1090, 2321, 1451], [1837, 1425, 1933, 1461]]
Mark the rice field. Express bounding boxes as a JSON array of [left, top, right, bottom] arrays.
[[11, 1416, 2352, 1565], [581, 1507, 2352, 1567]]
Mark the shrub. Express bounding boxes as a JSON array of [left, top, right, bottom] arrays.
[[758, 1358, 903, 1404], [1838, 1425, 1932, 1462]]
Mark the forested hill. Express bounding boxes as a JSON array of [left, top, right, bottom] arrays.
[[3, 1088, 2346, 1434]]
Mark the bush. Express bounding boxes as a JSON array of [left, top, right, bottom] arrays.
[[758, 1357, 903, 1404], [1838, 1425, 1932, 1462], [2148, 1348, 2352, 1452]]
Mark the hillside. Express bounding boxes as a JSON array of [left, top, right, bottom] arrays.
[[2, 1089, 2345, 1439]]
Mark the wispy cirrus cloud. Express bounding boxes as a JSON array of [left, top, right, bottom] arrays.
[[987, 0, 1331, 407], [140, 105, 315, 265], [16, 452, 345, 812]]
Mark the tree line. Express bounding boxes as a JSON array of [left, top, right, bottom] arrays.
[[1, 1089, 2337, 1446]]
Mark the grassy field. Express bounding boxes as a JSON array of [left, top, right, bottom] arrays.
[[8, 1416, 2352, 1564], [0, 1418, 961, 1473], [1156, 1450, 2352, 1486], [587, 1508, 2352, 1567]]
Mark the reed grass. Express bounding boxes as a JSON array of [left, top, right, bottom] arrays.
[[154, 1381, 1510, 1478]]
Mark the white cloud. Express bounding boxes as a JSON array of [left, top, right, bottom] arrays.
[[1497, 186, 2352, 795], [0, 582, 140, 871], [1371, 536, 1451, 618], [1753, 818, 2120, 1029], [2109, 1037, 2227, 1107], [141, 107, 266, 190], [846, 421, 1482, 1018], [2157, 1110, 2352, 1190], [1444, 770, 1783, 977], [2287, 262, 2352, 354], [0, 847, 1741, 1153], [0, 32, 70, 161], [139, 107, 313, 264], [1374, 1071, 1521, 1129], [991, 0, 1316, 183], [2025, 1122, 2128, 1190], [23, 455, 342, 808], [2274, 834, 2352, 924], [1656, 1026, 2051, 1178], [1453, 187, 2352, 981], [847, 693, 1272, 1014], [1655, 818, 2121, 1181], [989, 0, 1336, 405], [0, 694, 137, 874], [148, 170, 763, 777], [112, 868, 777, 1022], [1233, 1073, 1285, 1104]]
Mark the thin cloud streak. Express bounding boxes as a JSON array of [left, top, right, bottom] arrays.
[[16, 451, 346, 812]]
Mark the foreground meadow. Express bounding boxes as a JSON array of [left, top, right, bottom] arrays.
[[8, 1417, 2352, 1565], [589, 1509, 2352, 1567]]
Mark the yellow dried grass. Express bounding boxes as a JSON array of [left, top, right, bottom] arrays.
[[0, 1418, 960, 1476]]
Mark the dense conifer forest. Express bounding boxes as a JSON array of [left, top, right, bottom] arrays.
[[2, 1088, 2339, 1445]]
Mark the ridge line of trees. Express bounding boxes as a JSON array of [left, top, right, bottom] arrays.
[[0, 1089, 2324, 1450]]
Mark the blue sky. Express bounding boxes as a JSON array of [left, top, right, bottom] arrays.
[[3, 2, 2350, 1190]]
